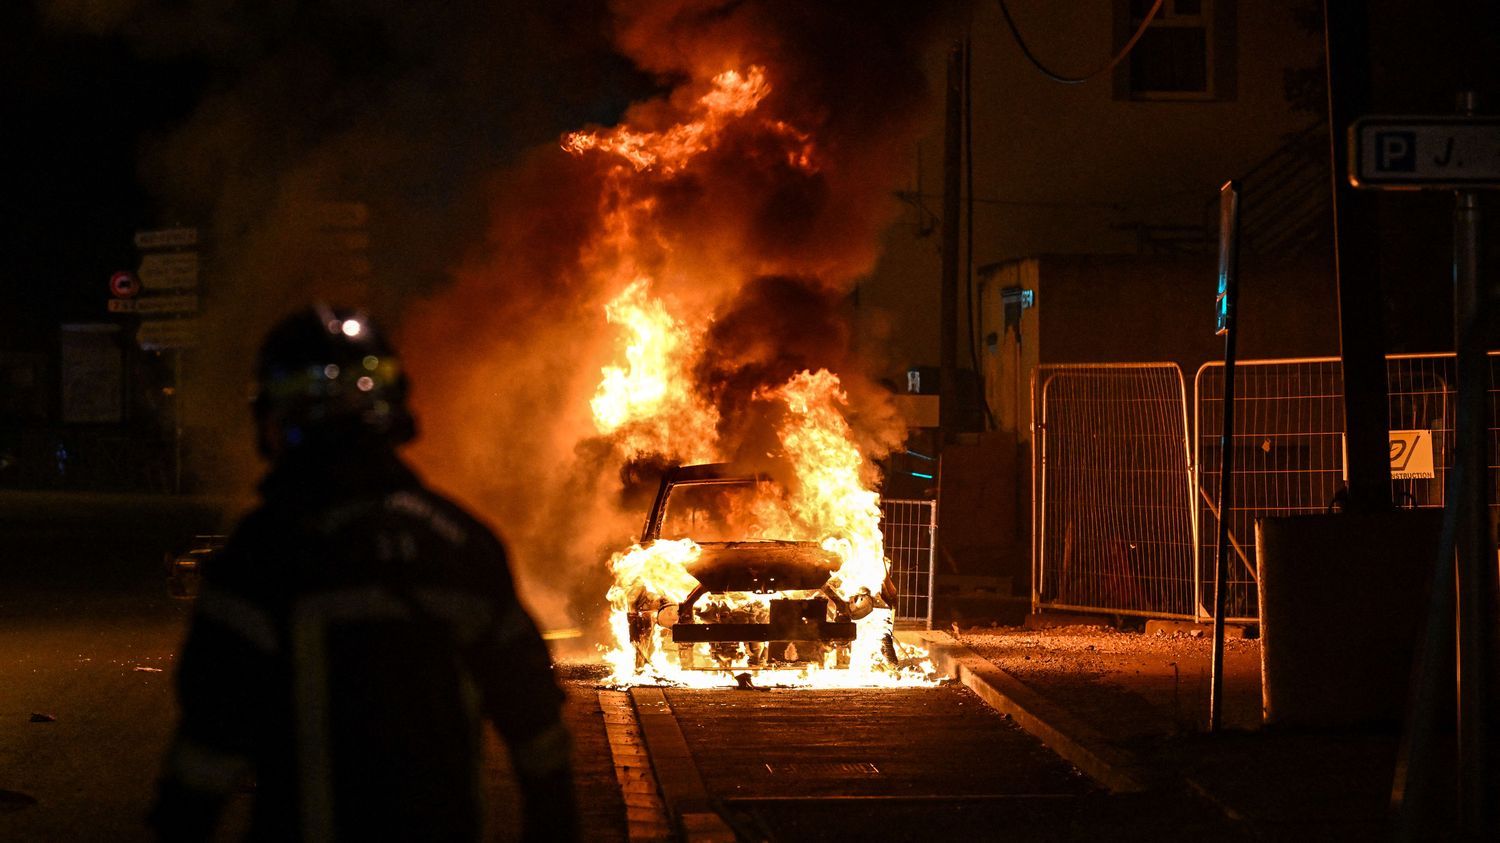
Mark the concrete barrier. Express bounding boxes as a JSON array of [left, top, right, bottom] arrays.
[[1256, 511, 1444, 728]]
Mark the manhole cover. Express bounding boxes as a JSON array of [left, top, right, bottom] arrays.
[[764, 762, 881, 776]]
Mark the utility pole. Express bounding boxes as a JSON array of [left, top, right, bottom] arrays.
[[939, 41, 963, 445], [1323, 0, 1391, 513], [1450, 90, 1491, 840]]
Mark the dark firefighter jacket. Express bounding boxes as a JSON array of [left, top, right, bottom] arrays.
[[151, 447, 574, 841]]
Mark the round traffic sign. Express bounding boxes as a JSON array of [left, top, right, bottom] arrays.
[[110, 271, 140, 299]]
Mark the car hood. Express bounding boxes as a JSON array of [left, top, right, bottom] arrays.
[[683, 541, 840, 592]]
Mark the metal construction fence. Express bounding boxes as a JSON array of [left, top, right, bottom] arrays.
[[1032, 353, 1498, 623], [1031, 364, 1198, 620], [1194, 352, 1499, 621], [880, 498, 937, 629]]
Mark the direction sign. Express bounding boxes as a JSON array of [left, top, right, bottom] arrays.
[[1350, 116, 1500, 189], [107, 294, 199, 314], [109, 271, 140, 299], [134, 227, 198, 249], [138, 252, 199, 289]]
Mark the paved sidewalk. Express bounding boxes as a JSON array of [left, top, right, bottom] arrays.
[[910, 624, 1408, 841]]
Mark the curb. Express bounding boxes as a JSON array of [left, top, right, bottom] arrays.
[[900, 630, 1149, 794], [598, 690, 673, 841], [627, 687, 737, 843]]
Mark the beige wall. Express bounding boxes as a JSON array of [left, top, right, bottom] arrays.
[[976, 259, 1041, 444], [856, 1, 1325, 381]]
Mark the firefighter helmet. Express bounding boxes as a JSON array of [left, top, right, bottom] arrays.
[[252, 304, 415, 457]]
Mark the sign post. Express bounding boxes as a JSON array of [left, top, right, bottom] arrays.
[[1448, 94, 1490, 840], [1355, 97, 1498, 838], [128, 226, 201, 494], [1209, 180, 1240, 734]]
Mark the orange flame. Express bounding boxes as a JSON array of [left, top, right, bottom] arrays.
[[762, 370, 886, 596], [563, 67, 780, 174], [591, 279, 718, 463], [569, 65, 931, 687], [599, 364, 934, 685]]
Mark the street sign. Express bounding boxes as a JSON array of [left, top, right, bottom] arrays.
[[109, 271, 140, 299], [1349, 116, 1500, 189], [1389, 430, 1435, 480], [1340, 430, 1437, 480], [137, 319, 200, 350], [106, 294, 199, 314], [1215, 181, 1240, 336], [133, 227, 198, 249], [138, 252, 199, 289]]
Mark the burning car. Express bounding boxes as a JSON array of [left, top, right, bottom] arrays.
[[619, 463, 895, 672]]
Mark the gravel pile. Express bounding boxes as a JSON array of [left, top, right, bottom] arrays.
[[954, 624, 1264, 740]]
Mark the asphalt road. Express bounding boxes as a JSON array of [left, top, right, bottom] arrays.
[[0, 495, 206, 841], [0, 586, 1242, 842], [0, 496, 1243, 841], [0, 596, 186, 841], [0, 496, 628, 841], [622, 682, 1245, 842], [659, 684, 1097, 841], [0, 592, 635, 841]]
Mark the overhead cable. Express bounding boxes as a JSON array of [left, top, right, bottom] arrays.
[[997, 0, 1165, 85]]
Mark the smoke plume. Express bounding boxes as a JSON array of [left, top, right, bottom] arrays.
[[46, 0, 954, 635]]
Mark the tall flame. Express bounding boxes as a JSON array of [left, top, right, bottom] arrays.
[[563, 68, 779, 175], [390, 2, 947, 682], [763, 370, 886, 597], [591, 279, 718, 463], [565, 63, 932, 687]]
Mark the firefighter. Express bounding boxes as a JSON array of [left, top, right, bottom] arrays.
[[151, 304, 576, 841]]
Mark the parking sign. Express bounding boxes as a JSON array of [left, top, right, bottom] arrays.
[[1350, 116, 1500, 189]]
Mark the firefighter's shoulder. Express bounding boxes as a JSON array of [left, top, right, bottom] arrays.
[[201, 505, 290, 594], [398, 486, 518, 594], [378, 486, 508, 558]]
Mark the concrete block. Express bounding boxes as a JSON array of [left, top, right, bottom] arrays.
[[1256, 510, 1444, 728]]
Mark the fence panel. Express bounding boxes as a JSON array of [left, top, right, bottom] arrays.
[[880, 499, 936, 629], [1032, 364, 1197, 619], [1193, 358, 1344, 621], [1193, 352, 1496, 622]]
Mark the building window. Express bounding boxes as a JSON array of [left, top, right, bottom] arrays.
[[1116, 0, 1237, 101]]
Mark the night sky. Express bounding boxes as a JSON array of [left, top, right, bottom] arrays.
[[0, 1, 649, 346], [5, 1, 1500, 353], [1, 3, 202, 340]]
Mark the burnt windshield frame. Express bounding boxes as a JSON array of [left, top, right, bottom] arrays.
[[641, 465, 777, 542]]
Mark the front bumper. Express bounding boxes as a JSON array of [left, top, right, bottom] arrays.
[[670, 619, 857, 643]]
